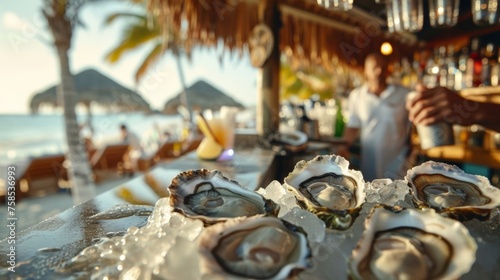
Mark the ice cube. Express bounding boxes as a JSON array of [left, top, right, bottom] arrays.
[[178, 218, 204, 241], [281, 208, 326, 243], [164, 236, 201, 280], [260, 180, 287, 202], [368, 179, 409, 206]]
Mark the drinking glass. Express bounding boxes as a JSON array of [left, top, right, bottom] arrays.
[[317, 0, 353, 11], [386, 0, 423, 32], [428, 0, 460, 28], [472, 0, 500, 26]]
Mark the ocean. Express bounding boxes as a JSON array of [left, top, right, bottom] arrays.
[[0, 113, 184, 166]]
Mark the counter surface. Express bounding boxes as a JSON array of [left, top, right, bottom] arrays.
[[0, 148, 277, 278], [1, 147, 499, 279]]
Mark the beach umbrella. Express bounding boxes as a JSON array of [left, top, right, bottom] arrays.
[[29, 68, 151, 131], [163, 80, 244, 115]]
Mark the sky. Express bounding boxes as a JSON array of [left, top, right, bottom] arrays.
[[0, 0, 258, 114]]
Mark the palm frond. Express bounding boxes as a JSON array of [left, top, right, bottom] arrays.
[[134, 42, 166, 82], [105, 22, 160, 63], [104, 12, 146, 25]]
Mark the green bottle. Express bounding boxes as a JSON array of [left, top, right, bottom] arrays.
[[334, 99, 345, 137]]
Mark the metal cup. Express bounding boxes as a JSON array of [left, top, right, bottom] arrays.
[[472, 0, 500, 26], [428, 0, 460, 28], [416, 122, 455, 149], [407, 91, 455, 149]]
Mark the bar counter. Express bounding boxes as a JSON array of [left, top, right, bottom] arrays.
[[1, 144, 499, 279], [0, 147, 277, 278]]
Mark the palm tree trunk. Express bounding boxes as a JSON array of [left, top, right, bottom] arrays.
[[172, 44, 191, 123], [57, 47, 96, 205], [84, 101, 94, 137]]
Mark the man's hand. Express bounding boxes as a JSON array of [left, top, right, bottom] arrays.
[[406, 84, 479, 126]]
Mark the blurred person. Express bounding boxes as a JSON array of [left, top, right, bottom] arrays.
[[79, 121, 95, 154], [337, 53, 412, 180], [120, 124, 143, 175], [407, 84, 500, 132]]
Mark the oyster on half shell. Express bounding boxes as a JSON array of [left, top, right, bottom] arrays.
[[406, 161, 500, 220], [168, 169, 279, 224], [198, 216, 311, 280], [284, 155, 366, 230], [349, 205, 477, 280]]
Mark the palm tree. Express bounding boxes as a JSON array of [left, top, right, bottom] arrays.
[[105, 11, 164, 82], [105, 8, 192, 122], [42, 0, 96, 204]]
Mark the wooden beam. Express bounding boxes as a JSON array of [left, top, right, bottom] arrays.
[[280, 4, 360, 34], [280, 3, 418, 45], [349, 6, 386, 26], [256, 0, 280, 137]]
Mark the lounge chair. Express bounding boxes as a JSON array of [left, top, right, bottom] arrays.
[[154, 141, 178, 161], [179, 137, 203, 156], [136, 137, 204, 172], [14, 154, 66, 200], [137, 141, 178, 171], [89, 144, 130, 182]]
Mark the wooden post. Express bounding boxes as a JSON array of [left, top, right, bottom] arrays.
[[256, 0, 280, 138]]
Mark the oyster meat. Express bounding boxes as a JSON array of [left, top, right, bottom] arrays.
[[349, 205, 477, 280], [198, 216, 311, 279], [169, 169, 278, 224], [284, 155, 366, 230], [406, 161, 500, 220]]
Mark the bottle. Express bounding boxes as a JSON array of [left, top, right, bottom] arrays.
[[456, 46, 469, 90], [411, 51, 422, 86], [481, 43, 495, 86], [437, 46, 448, 87], [423, 49, 438, 87], [467, 38, 482, 87], [446, 44, 457, 89], [298, 104, 310, 134], [491, 47, 500, 87], [334, 99, 345, 137], [401, 57, 412, 87]]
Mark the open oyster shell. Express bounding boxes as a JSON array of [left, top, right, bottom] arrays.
[[169, 169, 279, 224], [406, 161, 500, 220], [198, 216, 312, 280], [283, 155, 366, 230], [349, 205, 477, 280]]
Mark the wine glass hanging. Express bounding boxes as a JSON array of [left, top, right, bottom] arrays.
[[316, 0, 354, 11], [324, 1, 500, 32]]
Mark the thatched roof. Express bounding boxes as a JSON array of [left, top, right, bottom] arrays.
[[30, 68, 151, 113], [163, 80, 244, 114], [148, 0, 419, 69]]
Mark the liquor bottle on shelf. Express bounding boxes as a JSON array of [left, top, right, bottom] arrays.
[[400, 57, 412, 87], [438, 46, 448, 87], [481, 43, 495, 87], [411, 51, 422, 86], [446, 44, 457, 90], [491, 47, 500, 87], [467, 38, 482, 88], [456, 46, 469, 90], [423, 49, 438, 87]]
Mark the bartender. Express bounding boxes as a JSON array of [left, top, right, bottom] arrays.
[[338, 53, 411, 180]]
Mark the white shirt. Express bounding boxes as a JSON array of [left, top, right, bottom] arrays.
[[347, 84, 411, 180]]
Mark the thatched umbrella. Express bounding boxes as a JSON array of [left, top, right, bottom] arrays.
[[30, 68, 151, 132], [163, 80, 244, 115], [30, 68, 151, 114]]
